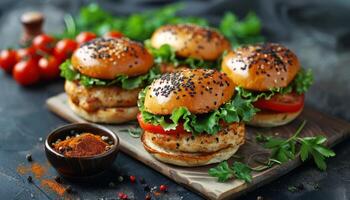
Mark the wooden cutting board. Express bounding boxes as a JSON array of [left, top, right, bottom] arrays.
[[46, 93, 350, 200]]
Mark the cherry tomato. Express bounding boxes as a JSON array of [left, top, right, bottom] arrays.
[[32, 34, 55, 54], [253, 93, 304, 113], [13, 59, 40, 86], [0, 49, 17, 73], [104, 31, 123, 38], [137, 113, 188, 135], [76, 32, 96, 45], [38, 56, 60, 80], [54, 39, 78, 62], [16, 47, 39, 61]]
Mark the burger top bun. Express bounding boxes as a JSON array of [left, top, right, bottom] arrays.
[[151, 24, 230, 61], [71, 37, 154, 80], [144, 69, 235, 115], [221, 43, 300, 91]]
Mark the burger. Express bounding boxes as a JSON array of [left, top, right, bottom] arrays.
[[221, 43, 313, 127], [137, 69, 256, 166], [146, 24, 231, 73], [60, 37, 157, 123]]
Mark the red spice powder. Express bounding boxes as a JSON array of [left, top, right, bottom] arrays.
[[17, 162, 47, 178], [53, 133, 109, 157], [17, 162, 68, 197], [41, 179, 66, 196]]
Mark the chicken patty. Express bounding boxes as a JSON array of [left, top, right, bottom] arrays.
[[65, 80, 140, 112], [142, 123, 245, 153]]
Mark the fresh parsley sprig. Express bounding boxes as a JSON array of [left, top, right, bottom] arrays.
[[208, 161, 252, 183], [209, 121, 336, 183], [258, 120, 335, 170]]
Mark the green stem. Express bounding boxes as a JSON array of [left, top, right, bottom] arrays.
[[285, 120, 307, 143]]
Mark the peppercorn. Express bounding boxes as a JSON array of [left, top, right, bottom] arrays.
[[54, 175, 61, 183], [66, 185, 73, 193], [129, 175, 136, 183], [26, 154, 32, 162], [27, 176, 33, 183], [159, 185, 167, 192], [143, 185, 150, 192]]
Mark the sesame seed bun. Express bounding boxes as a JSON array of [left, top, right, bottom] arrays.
[[71, 37, 154, 80], [247, 107, 303, 127], [221, 43, 300, 91], [141, 123, 245, 167], [151, 24, 230, 61], [144, 69, 235, 115]]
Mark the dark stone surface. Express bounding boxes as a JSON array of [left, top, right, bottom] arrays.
[[0, 0, 349, 199]]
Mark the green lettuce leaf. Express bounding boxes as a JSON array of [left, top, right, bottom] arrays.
[[144, 41, 220, 70], [236, 68, 313, 102], [138, 87, 257, 135], [60, 60, 160, 90]]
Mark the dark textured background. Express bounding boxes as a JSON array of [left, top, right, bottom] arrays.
[[0, 0, 350, 199]]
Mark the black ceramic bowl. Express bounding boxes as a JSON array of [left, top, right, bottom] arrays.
[[45, 123, 119, 179]]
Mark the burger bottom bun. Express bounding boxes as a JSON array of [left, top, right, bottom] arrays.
[[141, 123, 245, 167], [68, 98, 138, 124], [247, 107, 303, 127]]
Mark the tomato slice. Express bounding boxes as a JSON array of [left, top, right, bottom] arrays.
[[253, 93, 304, 113], [137, 113, 188, 135]]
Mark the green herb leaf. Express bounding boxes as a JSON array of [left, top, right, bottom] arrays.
[[298, 136, 335, 170], [300, 141, 310, 162], [255, 133, 271, 143], [208, 161, 235, 182], [259, 121, 335, 171], [232, 162, 252, 183], [311, 150, 327, 171], [60, 60, 160, 89], [209, 161, 252, 183]]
